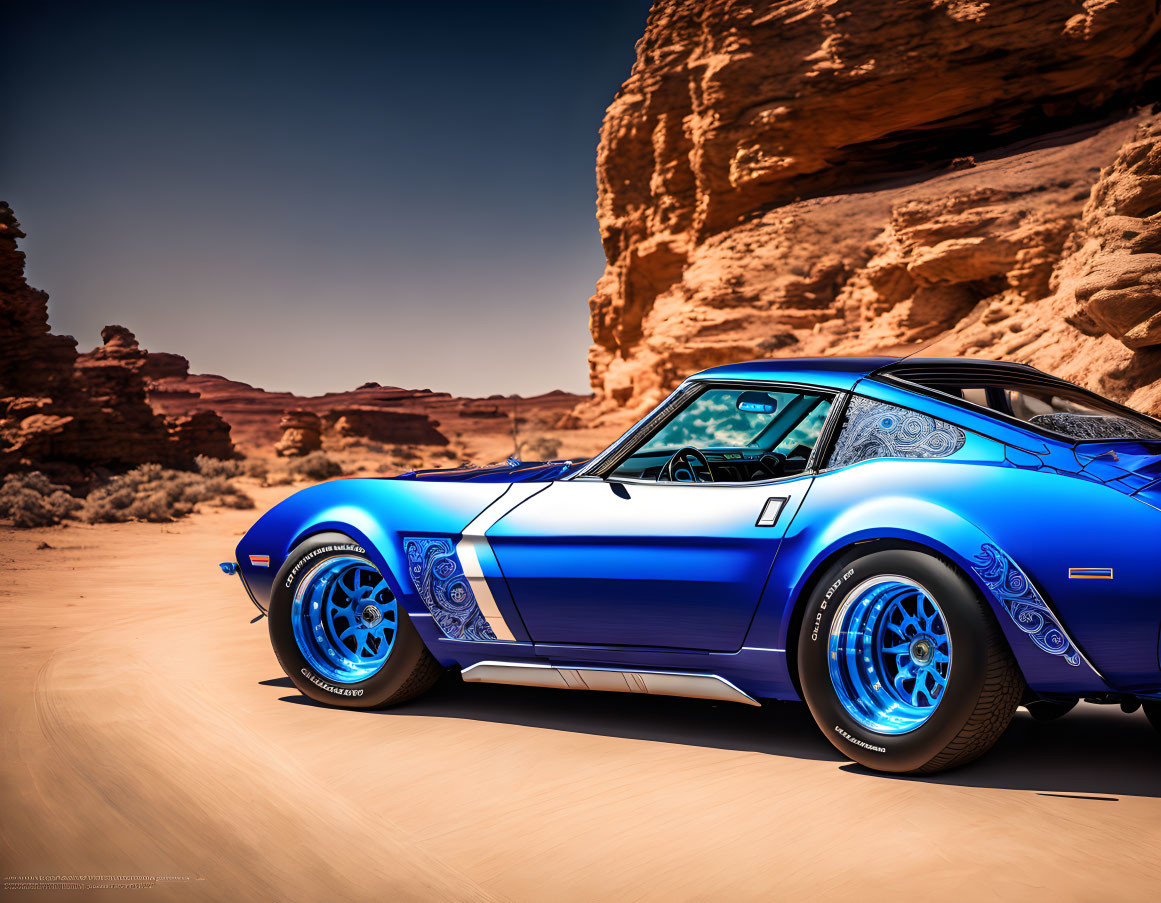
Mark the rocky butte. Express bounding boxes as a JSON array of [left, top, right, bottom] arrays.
[[0, 203, 236, 487], [580, 0, 1161, 423]]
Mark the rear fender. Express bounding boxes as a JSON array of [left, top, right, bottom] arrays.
[[751, 492, 1110, 697]]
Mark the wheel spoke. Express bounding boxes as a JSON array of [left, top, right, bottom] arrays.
[[826, 576, 952, 735], [292, 558, 399, 683]]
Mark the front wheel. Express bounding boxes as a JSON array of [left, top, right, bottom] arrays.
[[268, 532, 442, 708], [797, 547, 1022, 774]]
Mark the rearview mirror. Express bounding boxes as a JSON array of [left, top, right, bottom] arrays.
[[736, 391, 779, 414]]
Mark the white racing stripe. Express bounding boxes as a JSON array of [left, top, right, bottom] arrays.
[[456, 483, 549, 643]]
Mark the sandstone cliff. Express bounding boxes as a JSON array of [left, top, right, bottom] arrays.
[[0, 203, 237, 485], [583, 0, 1161, 420]]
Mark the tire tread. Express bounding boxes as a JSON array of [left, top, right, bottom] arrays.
[[914, 555, 1022, 774], [379, 647, 443, 707]]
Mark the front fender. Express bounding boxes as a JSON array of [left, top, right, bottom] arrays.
[[233, 478, 508, 616]]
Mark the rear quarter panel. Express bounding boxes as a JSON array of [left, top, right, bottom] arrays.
[[751, 446, 1160, 695]]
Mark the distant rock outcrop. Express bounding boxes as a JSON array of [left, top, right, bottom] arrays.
[[274, 410, 323, 457], [582, 0, 1161, 421], [323, 407, 449, 446], [0, 202, 237, 485]]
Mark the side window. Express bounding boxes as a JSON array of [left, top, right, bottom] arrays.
[[608, 385, 834, 482], [827, 396, 965, 469]]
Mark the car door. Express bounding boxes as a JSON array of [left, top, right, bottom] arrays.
[[485, 476, 813, 650], [485, 381, 838, 651]]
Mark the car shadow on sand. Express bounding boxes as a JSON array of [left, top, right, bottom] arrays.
[[272, 674, 1161, 798]]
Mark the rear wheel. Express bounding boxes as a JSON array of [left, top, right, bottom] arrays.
[[269, 532, 442, 708], [798, 547, 1022, 773]]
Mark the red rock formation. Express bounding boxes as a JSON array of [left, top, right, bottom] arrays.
[[322, 408, 449, 446], [274, 410, 323, 457], [149, 370, 585, 454], [583, 0, 1161, 420], [0, 203, 237, 483]]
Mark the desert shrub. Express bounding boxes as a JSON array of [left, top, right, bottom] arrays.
[[196, 455, 244, 478], [0, 472, 82, 528], [520, 436, 562, 461], [287, 452, 343, 481], [82, 463, 254, 523], [244, 457, 269, 480], [339, 437, 388, 455]]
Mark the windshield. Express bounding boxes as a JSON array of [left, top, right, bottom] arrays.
[[639, 386, 828, 451]]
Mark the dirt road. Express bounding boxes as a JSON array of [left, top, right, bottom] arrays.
[[2, 486, 1159, 901]]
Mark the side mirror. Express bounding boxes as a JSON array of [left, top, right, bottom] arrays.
[[736, 391, 779, 414]]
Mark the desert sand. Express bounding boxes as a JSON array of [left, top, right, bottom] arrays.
[[2, 484, 1160, 902]]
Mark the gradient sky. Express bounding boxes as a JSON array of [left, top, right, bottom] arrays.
[[2, 0, 651, 397]]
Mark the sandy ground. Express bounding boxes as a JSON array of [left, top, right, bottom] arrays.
[[2, 486, 1160, 902]]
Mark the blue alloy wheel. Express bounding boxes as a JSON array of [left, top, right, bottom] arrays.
[[291, 556, 398, 683], [827, 576, 952, 734]]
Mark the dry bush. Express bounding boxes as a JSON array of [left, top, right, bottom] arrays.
[[195, 455, 243, 478], [339, 436, 389, 455], [244, 457, 269, 480], [0, 472, 83, 528], [82, 463, 254, 523], [520, 436, 562, 461], [287, 452, 343, 481]]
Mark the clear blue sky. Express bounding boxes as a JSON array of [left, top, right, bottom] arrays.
[[2, 0, 652, 397]]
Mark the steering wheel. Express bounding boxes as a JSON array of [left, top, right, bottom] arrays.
[[758, 452, 786, 478], [658, 447, 713, 483]]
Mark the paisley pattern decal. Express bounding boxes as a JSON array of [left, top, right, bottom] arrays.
[[1028, 412, 1161, 441], [971, 543, 1081, 667], [828, 397, 966, 468], [402, 536, 497, 641]]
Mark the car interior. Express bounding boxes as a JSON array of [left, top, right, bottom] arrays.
[[609, 386, 834, 483], [884, 364, 1161, 443]]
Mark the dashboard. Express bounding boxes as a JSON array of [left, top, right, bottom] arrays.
[[630, 445, 813, 483]]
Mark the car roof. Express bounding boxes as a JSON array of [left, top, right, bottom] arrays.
[[692, 356, 1044, 392]]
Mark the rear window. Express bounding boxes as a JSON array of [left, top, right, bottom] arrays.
[[884, 365, 1161, 443]]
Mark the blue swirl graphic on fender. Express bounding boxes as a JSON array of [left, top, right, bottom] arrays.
[[402, 537, 497, 641], [971, 543, 1080, 667]]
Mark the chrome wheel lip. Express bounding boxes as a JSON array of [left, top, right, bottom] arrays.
[[826, 574, 952, 736], [290, 556, 397, 684]]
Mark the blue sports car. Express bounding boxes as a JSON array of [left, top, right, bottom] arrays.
[[225, 357, 1161, 773]]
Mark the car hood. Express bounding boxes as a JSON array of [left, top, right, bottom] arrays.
[[390, 459, 587, 483]]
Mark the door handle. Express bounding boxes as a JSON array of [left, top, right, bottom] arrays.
[[756, 497, 787, 527]]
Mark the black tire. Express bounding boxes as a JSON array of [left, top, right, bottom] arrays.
[[797, 546, 1022, 774], [268, 531, 442, 708], [1144, 701, 1161, 735]]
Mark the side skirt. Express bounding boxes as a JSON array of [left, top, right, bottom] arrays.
[[461, 661, 762, 707]]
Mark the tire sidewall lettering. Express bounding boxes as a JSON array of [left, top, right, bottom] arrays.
[[283, 542, 366, 589], [300, 667, 364, 697], [810, 567, 854, 642]]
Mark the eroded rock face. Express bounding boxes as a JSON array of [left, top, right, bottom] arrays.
[[0, 203, 237, 483], [1064, 119, 1161, 348], [274, 410, 323, 457], [584, 0, 1161, 420], [322, 407, 449, 447]]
